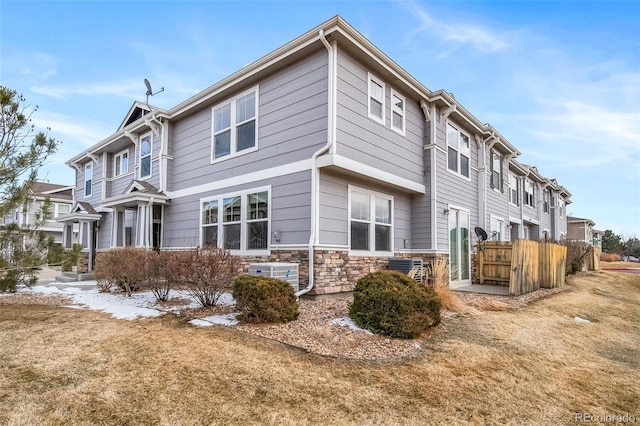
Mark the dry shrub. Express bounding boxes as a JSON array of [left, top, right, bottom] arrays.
[[423, 256, 450, 289], [164, 247, 239, 308], [562, 240, 592, 275], [600, 252, 621, 262], [419, 257, 478, 314], [146, 251, 170, 301], [469, 296, 510, 312], [94, 247, 147, 296], [435, 286, 480, 314]]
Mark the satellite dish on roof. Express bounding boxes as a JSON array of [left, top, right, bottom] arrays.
[[475, 227, 488, 241], [143, 78, 164, 107], [144, 78, 153, 96]]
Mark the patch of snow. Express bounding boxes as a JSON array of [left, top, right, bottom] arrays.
[[574, 316, 591, 323], [190, 313, 239, 327], [331, 317, 373, 335], [20, 281, 196, 320]]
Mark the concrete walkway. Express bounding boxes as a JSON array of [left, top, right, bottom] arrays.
[[452, 284, 509, 296]]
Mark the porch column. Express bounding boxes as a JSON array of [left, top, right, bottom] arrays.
[[136, 202, 150, 248]]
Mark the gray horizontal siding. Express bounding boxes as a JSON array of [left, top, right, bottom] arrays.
[[97, 212, 112, 250], [318, 170, 412, 250], [434, 116, 480, 252], [169, 49, 328, 193], [162, 170, 311, 249], [335, 49, 424, 184]]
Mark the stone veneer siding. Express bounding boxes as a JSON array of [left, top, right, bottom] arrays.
[[93, 248, 450, 295], [76, 251, 90, 274]]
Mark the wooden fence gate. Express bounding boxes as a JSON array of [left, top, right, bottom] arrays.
[[477, 240, 567, 296]]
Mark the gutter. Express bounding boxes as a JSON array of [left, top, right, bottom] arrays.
[[296, 28, 335, 297], [419, 100, 438, 251]]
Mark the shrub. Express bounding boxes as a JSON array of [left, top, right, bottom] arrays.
[[232, 275, 299, 323], [562, 241, 592, 275], [349, 271, 441, 339], [600, 252, 621, 262], [94, 247, 147, 296], [165, 247, 239, 308], [144, 250, 170, 302]]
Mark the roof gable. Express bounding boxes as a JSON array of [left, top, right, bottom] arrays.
[[117, 101, 153, 131]]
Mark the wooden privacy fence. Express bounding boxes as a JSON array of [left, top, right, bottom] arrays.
[[477, 240, 567, 296]]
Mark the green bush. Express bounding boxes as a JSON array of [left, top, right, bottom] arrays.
[[232, 275, 299, 323], [349, 271, 441, 339]]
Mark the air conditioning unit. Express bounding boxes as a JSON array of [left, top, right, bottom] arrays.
[[388, 258, 424, 282], [248, 263, 299, 292]]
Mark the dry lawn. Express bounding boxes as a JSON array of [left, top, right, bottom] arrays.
[[1, 271, 639, 425]]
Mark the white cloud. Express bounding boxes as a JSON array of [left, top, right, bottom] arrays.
[[30, 79, 143, 99], [406, 4, 509, 54], [3, 52, 58, 81]]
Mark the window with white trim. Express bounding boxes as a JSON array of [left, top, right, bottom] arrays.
[[447, 123, 470, 178], [524, 179, 535, 207], [212, 88, 257, 161], [45, 203, 72, 220], [114, 149, 129, 177], [349, 187, 393, 253], [139, 134, 152, 179], [558, 198, 565, 218], [368, 73, 385, 124], [490, 151, 503, 191], [543, 188, 551, 214], [490, 216, 504, 241], [509, 173, 519, 206], [390, 89, 405, 134], [84, 163, 92, 197], [200, 189, 269, 251]]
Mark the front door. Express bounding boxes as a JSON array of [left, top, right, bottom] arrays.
[[449, 208, 470, 286], [152, 205, 162, 251]]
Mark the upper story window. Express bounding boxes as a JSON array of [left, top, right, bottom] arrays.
[[558, 198, 565, 218], [200, 188, 269, 252], [447, 123, 470, 178], [524, 179, 535, 207], [349, 186, 393, 254], [368, 73, 385, 125], [390, 89, 405, 135], [45, 203, 71, 220], [139, 134, 152, 179], [490, 151, 503, 191], [212, 87, 258, 162], [84, 163, 92, 197], [509, 173, 519, 206], [543, 188, 551, 214], [114, 149, 129, 177]]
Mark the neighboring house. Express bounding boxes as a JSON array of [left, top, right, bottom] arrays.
[[2, 182, 74, 247], [58, 16, 571, 294], [567, 217, 598, 246]]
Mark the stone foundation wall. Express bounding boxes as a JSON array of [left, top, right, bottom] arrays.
[[92, 247, 451, 295], [77, 251, 90, 274]]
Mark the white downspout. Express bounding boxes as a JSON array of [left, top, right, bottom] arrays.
[[480, 134, 497, 232], [419, 100, 438, 252], [296, 28, 335, 297]]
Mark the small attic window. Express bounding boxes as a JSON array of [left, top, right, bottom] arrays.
[[123, 107, 150, 128]]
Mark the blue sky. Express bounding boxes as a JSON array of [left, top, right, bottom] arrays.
[[2, 1, 639, 237]]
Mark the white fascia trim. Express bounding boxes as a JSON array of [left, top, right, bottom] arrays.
[[399, 249, 450, 255], [101, 193, 169, 208], [316, 154, 425, 194], [166, 159, 313, 199]]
